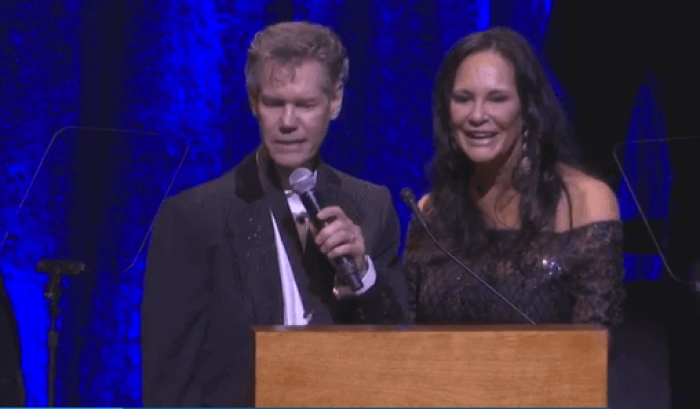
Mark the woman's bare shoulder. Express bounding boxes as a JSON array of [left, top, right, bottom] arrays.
[[558, 165, 620, 228]]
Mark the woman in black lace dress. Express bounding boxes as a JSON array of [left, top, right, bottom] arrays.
[[403, 27, 625, 327]]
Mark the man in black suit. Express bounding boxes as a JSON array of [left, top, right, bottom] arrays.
[[141, 21, 408, 407], [1, 268, 24, 407]]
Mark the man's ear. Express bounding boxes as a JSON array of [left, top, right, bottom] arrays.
[[248, 88, 259, 117], [330, 84, 344, 120]]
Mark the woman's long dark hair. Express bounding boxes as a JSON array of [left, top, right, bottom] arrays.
[[429, 27, 580, 253]]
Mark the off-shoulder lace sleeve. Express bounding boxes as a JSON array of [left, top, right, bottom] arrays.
[[565, 221, 626, 327]]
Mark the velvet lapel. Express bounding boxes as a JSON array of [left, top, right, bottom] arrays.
[[226, 152, 283, 325]]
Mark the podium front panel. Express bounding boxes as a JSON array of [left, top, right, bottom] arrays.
[[252, 325, 608, 408]]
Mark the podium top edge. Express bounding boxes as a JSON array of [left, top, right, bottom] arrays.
[[251, 324, 608, 333]]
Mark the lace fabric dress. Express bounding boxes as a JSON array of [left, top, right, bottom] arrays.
[[403, 219, 625, 326]]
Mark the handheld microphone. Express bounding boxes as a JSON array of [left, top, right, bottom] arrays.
[[290, 168, 363, 291], [400, 188, 536, 325]]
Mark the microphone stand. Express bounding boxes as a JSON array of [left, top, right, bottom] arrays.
[[36, 259, 85, 408]]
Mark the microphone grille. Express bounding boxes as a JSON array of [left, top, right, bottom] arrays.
[[400, 187, 416, 205], [289, 167, 316, 194]]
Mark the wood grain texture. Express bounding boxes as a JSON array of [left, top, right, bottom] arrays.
[[253, 325, 608, 407]]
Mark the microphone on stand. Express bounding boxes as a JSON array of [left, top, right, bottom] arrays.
[[289, 168, 363, 291], [400, 188, 536, 325]]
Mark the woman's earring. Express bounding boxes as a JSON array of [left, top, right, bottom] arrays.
[[518, 130, 532, 175]]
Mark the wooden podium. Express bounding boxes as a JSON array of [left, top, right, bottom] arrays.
[[252, 325, 609, 408]]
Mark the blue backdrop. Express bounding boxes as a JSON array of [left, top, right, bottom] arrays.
[[1, 0, 697, 406]]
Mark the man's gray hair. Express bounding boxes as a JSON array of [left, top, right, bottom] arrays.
[[245, 21, 349, 96]]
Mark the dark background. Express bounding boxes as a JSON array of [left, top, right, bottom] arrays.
[[1, 0, 698, 407]]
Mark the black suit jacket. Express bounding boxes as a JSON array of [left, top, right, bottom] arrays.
[[1, 268, 24, 407], [141, 152, 408, 407]]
